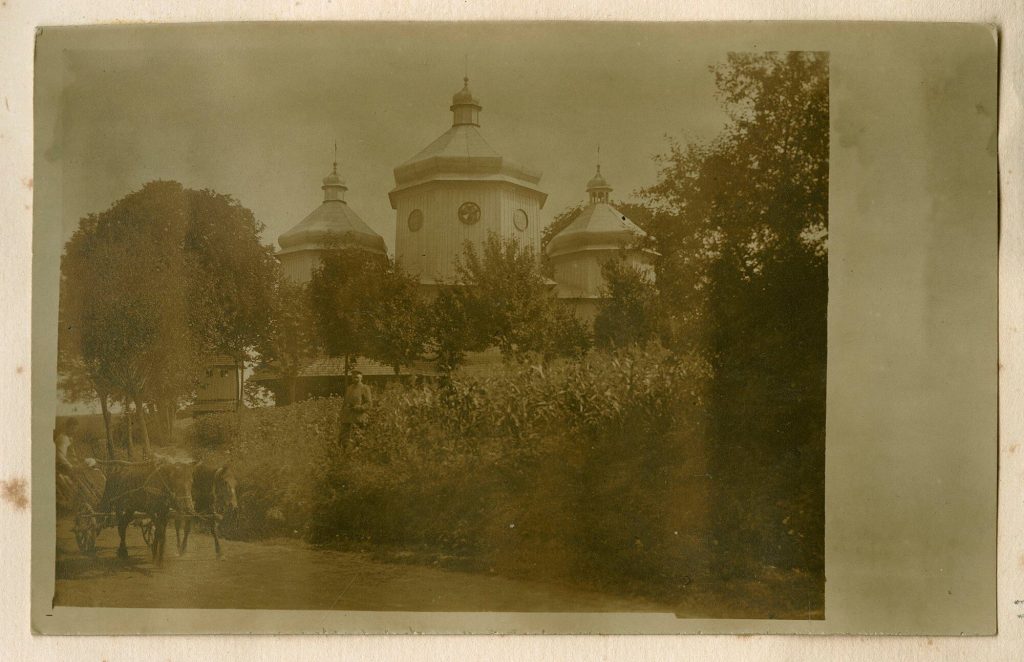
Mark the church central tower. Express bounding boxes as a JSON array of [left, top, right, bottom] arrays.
[[389, 77, 548, 287]]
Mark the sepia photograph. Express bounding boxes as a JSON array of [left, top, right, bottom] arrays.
[[30, 21, 996, 636]]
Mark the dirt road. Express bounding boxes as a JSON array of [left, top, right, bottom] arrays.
[[53, 519, 670, 613]]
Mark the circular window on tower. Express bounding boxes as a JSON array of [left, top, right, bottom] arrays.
[[458, 201, 481, 225], [407, 209, 424, 232], [513, 208, 529, 232]]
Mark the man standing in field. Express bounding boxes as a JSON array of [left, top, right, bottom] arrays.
[[339, 370, 372, 446]]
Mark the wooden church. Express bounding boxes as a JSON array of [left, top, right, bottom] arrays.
[[244, 76, 654, 405]]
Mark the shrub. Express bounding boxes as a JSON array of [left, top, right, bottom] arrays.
[[186, 345, 818, 606], [192, 413, 239, 449]]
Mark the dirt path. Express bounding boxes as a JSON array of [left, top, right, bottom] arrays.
[[53, 518, 671, 613]]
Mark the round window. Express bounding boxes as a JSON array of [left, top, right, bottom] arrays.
[[407, 209, 423, 232], [513, 208, 529, 231], [458, 201, 481, 225]]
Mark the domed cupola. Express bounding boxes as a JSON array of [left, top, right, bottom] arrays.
[[546, 165, 649, 260], [450, 76, 482, 126], [277, 157, 387, 283], [545, 162, 657, 323], [586, 166, 613, 204]]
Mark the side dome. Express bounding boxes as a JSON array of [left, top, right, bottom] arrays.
[[545, 204, 649, 259], [278, 162, 387, 256], [546, 164, 649, 259], [278, 204, 387, 255]]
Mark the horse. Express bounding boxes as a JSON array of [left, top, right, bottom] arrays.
[[97, 460, 196, 566], [174, 463, 238, 559]]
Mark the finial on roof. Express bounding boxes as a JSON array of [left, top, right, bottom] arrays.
[[586, 155, 612, 205], [322, 147, 347, 203], [451, 71, 482, 127]]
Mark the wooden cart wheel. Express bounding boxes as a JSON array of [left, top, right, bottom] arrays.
[[141, 519, 154, 546], [74, 506, 98, 554]]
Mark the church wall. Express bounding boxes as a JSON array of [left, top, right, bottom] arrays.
[[278, 249, 322, 285], [500, 186, 544, 257], [552, 248, 657, 299], [551, 248, 621, 298], [394, 181, 544, 284]]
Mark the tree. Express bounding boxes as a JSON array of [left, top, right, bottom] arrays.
[[543, 302, 593, 362], [364, 265, 429, 375], [454, 234, 553, 359], [184, 188, 280, 410], [593, 259, 660, 349], [308, 247, 386, 376], [59, 181, 280, 454], [261, 278, 318, 405], [431, 234, 590, 370], [428, 285, 481, 374], [641, 52, 829, 578], [60, 182, 198, 456], [308, 248, 432, 381], [56, 350, 117, 459]]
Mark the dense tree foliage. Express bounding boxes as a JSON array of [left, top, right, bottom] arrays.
[[59, 181, 279, 455], [642, 52, 828, 578], [431, 234, 591, 371], [308, 248, 429, 378], [260, 278, 318, 405], [365, 264, 431, 375], [592, 259, 660, 350], [185, 189, 279, 370]]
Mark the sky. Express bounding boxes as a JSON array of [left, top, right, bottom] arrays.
[[48, 23, 739, 252]]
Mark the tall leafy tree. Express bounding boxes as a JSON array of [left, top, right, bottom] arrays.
[[454, 234, 553, 359], [60, 182, 197, 456], [185, 188, 280, 401], [308, 248, 431, 380], [592, 259, 660, 350], [59, 181, 281, 453], [261, 278, 318, 405], [441, 233, 590, 367], [642, 52, 828, 578], [428, 285, 481, 374], [364, 264, 429, 375], [56, 350, 118, 459], [308, 247, 381, 375]]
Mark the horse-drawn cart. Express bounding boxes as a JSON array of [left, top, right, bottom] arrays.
[[60, 456, 231, 564], [61, 460, 156, 555]]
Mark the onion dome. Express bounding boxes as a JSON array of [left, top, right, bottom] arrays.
[[546, 165, 649, 259], [278, 160, 386, 256], [389, 77, 546, 206]]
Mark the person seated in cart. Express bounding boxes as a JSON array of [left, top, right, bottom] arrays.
[[54, 417, 78, 506]]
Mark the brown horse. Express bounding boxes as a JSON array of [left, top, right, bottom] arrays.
[[175, 463, 238, 559], [98, 460, 196, 566]]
